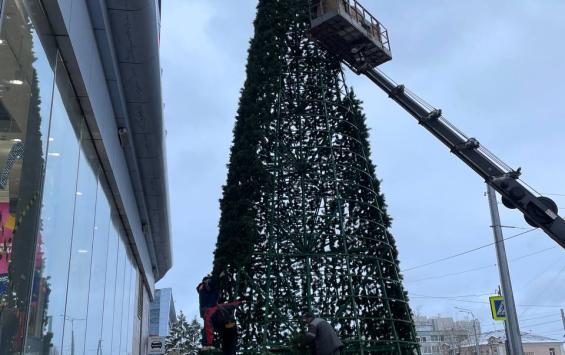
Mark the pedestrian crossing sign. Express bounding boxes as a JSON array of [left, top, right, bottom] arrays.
[[489, 296, 507, 321]]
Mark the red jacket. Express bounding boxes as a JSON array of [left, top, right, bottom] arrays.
[[204, 301, 242, 344]]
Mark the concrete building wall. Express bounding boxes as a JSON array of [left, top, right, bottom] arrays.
[[416, 315, 480, 355], [523, 343, 564, 355], [459, 342, 564, 355]]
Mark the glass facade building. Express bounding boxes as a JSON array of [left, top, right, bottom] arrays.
[[148, 289, 175, 337], [0, 0, 170, 354]]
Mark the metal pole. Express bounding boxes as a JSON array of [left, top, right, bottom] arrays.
[[561, 309, 565, 334], [486, 185, 524, 355], [471, 316, 480, 355], [455, 308, 481, 355], [71, 326, 75, 355]]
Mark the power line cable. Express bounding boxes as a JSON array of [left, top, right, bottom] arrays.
[[406, 246, 562, 317], [411, 292, 492, 299], [405, 246, 556, 283], [524, 328, 564, 337], [516, 256, 564, 292], [403, 228, 537, 272], [520, 319, 562, 328], [511, 246, 558, 261], [407, 264, 496, 283], [542, 193, 565, 197], [542, 329, 565, 335], [520, 312, 562, 322], [410, 295, 562, 308], [519, 263, 565, 318]]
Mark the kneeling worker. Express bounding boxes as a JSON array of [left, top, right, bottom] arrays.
[[303, 311, 343, 355]]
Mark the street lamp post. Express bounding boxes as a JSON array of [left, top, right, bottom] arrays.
[[456, 307, 480, 355], [61, 315, 85, 355]]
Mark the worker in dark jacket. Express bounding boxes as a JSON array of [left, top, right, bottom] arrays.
[[197, 275, 219, 346], [197, 275, 219, 317], [204, 300, 243, 355], [303, 311, 343, 355]]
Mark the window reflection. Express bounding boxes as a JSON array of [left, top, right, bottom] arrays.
[[101, 219, 119, 354], [126, 262, 136, 354], [23, 54, 81, 354], [112, 243, 126, 352], [0, 0, 54, 352], [126, 269, 138, 355], [119, 264, 133, 354], [62, 126, 99, 355], [83, 182, 111, 354]]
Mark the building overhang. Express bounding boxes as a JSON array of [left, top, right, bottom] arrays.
[[41, 0, 172, 287], [101, 0, 172, 280]]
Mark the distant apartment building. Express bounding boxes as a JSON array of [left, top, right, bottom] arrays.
[[458, 330, 564, 355], [150, 288, 177, 337], [415, 315, 481, 355]]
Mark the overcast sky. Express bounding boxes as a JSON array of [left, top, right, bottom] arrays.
[[157, 1, 565, 340]]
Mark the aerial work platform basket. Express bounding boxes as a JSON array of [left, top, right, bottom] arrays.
[[310, 0, 392, 71]]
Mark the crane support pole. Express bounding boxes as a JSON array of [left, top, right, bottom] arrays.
[[487, 185, 524, 355], [362, 68, 565, 249]]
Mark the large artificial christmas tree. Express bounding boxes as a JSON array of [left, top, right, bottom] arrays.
[[212, 0, 419, 353]]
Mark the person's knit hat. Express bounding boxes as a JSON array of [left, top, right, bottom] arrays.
[[302, 309, 316, 319]]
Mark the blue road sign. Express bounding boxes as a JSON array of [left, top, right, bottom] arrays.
[[490, 296, 507, 321]]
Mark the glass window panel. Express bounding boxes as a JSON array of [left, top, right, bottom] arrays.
[[61, 125, 98, 355], [100, 217, 120, 354], [0, 0, 56, 352], [22, 54, 81, 354], [126, 269, 138, 355], [128, 266, 135, 354], [117, 263, 128, 354], [83, 180, 110, 354], [120, 263, 133, 354], [111, 240, 126, 352], [0, 2, 152, 353], [0, 1, 158, 353]]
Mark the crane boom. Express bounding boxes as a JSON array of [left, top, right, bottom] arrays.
[[361, 67, 565, 249], [308, 0, 565, 248]]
